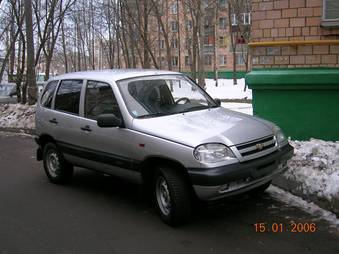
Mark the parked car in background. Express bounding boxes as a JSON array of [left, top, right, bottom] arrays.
[[35, 69, 294, 225]]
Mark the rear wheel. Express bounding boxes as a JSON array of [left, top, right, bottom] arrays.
[[153, 166, 191, 226], [43, 143, 73, 184]]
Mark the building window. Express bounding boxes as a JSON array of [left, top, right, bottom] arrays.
[[170, 3, 178, 14], [171, 21, 178, 32], [204, 54, 212, 65], [231, 13, 251, 26], [236, 53, 246, 65], [231, 14, 237, 26], [185, 56, 191, 66], [243, 13, 251, 25], [219, 55, 227, 66], [204, 35, 214, 46], [322, 0, 339, 27], [219, 17, 228, 29], [219, 36, 227, 47], [171, 38, 178, 49], [158, 56, 166, 66], [172, 57, 178, 66], [159, 40, 165, 49], [185, 38, 192, 49], [205, 16, 213, 28], [186, 20, 193, 30], [219, 0, 227, 8]]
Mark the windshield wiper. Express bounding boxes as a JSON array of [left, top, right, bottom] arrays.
[[137, 112, 167, 118], [181, 105, 209, 113]]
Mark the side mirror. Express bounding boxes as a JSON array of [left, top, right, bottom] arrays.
[[97, 114, 123, 128], [214, 98, 221, 106]]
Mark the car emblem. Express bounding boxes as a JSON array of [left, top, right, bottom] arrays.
[[256, 143, 264, 151]]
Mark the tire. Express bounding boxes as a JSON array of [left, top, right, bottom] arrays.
[[43, 142, 73, 184], [153, 165, 191, 226]]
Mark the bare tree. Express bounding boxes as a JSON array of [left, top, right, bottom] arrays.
[[228, 0, 251, 85], [25, 0, 37, 104]]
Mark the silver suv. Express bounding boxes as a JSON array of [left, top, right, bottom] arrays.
[[35, 69, 293, 225]]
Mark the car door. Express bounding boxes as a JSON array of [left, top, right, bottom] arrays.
[[51, 79, 85, 164], [76, 80, 139, 180]]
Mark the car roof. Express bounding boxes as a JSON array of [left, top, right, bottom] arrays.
[[48, 69, 182, 83]]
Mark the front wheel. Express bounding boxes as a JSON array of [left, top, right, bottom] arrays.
[[43, 143, 73, 184], [153, 166, 191, 226]]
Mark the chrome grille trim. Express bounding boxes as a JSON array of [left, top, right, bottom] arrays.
[[236, 135, 277, 160]]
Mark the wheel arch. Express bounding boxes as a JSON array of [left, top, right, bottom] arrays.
[[139, 156, 192, 188], [35, 134, 57, 161]]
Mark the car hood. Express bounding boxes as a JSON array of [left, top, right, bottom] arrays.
[[132, 107, 275, 148]]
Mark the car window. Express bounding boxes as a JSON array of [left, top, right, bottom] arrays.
[[85, 80, 121, 120], [40, 80, 58, 108], [117, 75, 217, 118], [54, 80, 83, 115]]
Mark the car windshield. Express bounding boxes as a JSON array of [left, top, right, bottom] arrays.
[[117, 75, 218, 118]]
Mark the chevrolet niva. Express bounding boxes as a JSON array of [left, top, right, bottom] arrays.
[[35, 69, 293, 225]]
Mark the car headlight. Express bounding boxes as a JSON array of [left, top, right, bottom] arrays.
[[193, 143, 236, 163], [273, 126, 287, 144]]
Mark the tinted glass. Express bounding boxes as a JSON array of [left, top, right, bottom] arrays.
[[41, 80, 58, 108], [85, 81, 120, 120], [117, 75, 217, 118], [55, 80, 82, 115]]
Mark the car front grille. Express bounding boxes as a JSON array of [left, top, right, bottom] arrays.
[[236, 135, 276, 159]]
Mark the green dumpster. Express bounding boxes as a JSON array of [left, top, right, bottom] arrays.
[[246, 68, 339, 141]]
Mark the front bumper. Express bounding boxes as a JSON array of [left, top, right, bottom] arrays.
[[188, 144, 294, 201]]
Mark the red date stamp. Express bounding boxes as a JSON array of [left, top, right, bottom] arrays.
[[254, 222, 317, 233]]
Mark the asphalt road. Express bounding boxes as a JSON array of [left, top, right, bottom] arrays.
[[0, 133, 338, 254]]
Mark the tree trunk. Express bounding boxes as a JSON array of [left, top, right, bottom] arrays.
[[61, 20, 69, 73], [197, 0, 205, 89], [25, 0, 37, 105], [9, 15, 15, 82], [214, 0, 219, 86]]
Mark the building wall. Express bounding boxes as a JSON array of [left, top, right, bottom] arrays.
[[151, 0, 248, 73], [251, 0, 339, 68]]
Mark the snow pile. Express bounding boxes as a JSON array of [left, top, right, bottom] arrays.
[[268, 186, 339, 227], [285, 139, 339, 201], [0, 103, 36, 129], [205, 78, 252, 100]]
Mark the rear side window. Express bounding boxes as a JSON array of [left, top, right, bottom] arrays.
[[55, 80, 83, 115], [85, 80, 120, 120], [40, 80, 58, 108]]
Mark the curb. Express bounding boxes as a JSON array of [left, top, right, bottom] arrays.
[[273, 175, 339, 217], [0, 127, 35, 135]]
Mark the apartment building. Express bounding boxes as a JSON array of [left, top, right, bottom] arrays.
[[151, 0, 251, 76]]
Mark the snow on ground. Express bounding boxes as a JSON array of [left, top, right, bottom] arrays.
[[284, 139, 339, 202], [0, 103, 36, 129], [205, 78, 252, 100], [222, 102, 253, 115], [268, 186, 339, 227]]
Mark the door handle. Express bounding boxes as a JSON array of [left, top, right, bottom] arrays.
[[80, 125, 92, 132], [49, 118, 58, 124]]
